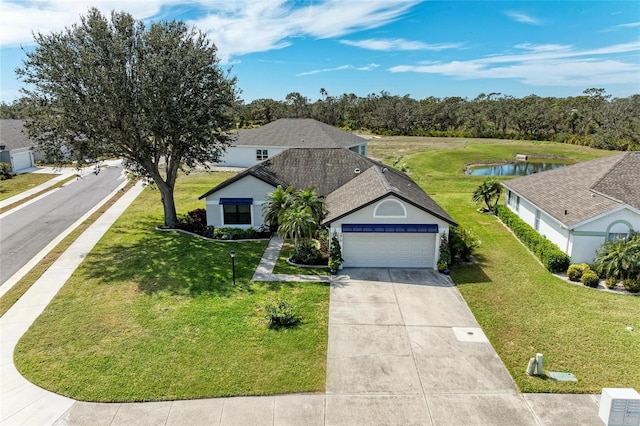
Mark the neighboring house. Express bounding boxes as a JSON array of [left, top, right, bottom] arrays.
[[502, 152, 640, 263], [200, 148, 457, 269], [0, 120, 41, 172], [216, 118, 368, 167]]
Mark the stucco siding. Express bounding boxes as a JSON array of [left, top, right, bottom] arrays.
[[216, 147, 286, 167], [567, 207, 640, 263], [537, 212, 569, 253], [204, 176, 275, 228]]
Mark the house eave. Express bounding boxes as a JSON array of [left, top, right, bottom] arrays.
[[323, 192, 457, 227]]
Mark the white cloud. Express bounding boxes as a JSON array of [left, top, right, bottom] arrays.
[[190, 1, 420, 63], [340, 38, 462, 51], [504, 11, 541, 25], [601, 21, 640, 32], [296, 63, 380, 77], [0, 0, 420, 63], [389, 41, 640, 87], [0, 0, 173, 47]]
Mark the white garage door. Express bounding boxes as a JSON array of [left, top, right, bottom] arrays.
[[343, 233, 436, 268], [11, 151, 33, 172]]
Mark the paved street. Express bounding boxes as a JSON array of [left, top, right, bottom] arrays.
[[0, 164, 125, 285]]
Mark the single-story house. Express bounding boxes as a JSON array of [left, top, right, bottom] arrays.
[[216, 118, 369, 167], [502, 152, 640, 263], [200, 148, 457, 269], [0, 119, 41, 172]]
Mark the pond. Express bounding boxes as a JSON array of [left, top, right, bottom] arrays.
[[466, 160, 573, 176]]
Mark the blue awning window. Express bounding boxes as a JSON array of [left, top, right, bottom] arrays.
[[342, 224, 438, 233], [220, 198, 253, 205]]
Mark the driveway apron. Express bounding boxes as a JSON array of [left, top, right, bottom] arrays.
[[326, 268, 538, 426]]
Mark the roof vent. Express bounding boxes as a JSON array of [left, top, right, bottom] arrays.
[[354, 168, 361, 174], [564, 210, 568, 215], [382, 167, 388, 173]]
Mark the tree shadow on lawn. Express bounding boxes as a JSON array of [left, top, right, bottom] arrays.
[[81, 227, 268, 297], [450, 254, 493, 285]]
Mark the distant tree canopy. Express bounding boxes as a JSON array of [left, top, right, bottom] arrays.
[[17, 8, 238, 227], [236, 88, 640, 151]]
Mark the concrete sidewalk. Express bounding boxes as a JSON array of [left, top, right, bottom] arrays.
[[251, 236, 330, 283]]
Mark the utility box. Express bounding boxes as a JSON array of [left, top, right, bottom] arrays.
[[599, 388, 640, 426]]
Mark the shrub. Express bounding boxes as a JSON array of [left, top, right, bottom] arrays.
[[495, 205, 571, 273], [622, 277, 640, 293], [328, 233, 344, 270], [581, 270, 600, 288], [605, 277, 618, 289], [438, 234, 452, 266], [179, 208, 207, 234], [290, 240, 323, 265], [265, 300, 299, 328], [567, 263, 590, 282], [449, 226, 480, 262]]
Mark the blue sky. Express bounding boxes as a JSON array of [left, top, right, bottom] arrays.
[[1, 1, 639, 104]]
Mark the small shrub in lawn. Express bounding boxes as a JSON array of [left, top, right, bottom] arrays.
[[605, 277, 618, 290], [265, 300, 299, 328], [622, 277, 640, 293], [581, 270, 600, 288], [567, 263, 590, 282]]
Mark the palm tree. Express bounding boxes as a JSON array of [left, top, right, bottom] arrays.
[[472, 179, 503, 212], [278, 207, 317, 253], [262, 185, 294, 230], [293, 187, 327, 224], [594, 233, 640, 280]]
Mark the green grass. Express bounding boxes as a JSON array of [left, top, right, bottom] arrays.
[[0, 173, 58, 201], [369, 136, 640, 393], [14, 171, 329, 402], [272, 242, 330, 276]]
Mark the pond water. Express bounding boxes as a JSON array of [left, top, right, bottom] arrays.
[[467, 161, 572, 176]]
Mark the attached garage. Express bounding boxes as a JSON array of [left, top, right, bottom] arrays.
[[343, 232, 436, 268], [10, 149, 34, 172]]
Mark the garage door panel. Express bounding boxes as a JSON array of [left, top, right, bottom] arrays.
[[343, 233, 435, 268], [12, 151, 33, 171]]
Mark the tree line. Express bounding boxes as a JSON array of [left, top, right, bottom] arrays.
[[236, 88, 639, 151], [3, 87, 638, 151]]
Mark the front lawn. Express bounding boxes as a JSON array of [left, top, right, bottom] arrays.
[[0, 173, 57, 200], [14, 171, 329, 402], [369, 137, 640, 393]]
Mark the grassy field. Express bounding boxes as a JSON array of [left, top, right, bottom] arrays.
[[0, 173, 57, 201], [368, 136, 640, 393], [14, 171, 329, 402]]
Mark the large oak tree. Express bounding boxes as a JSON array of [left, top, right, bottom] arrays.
[[18, 8, 238, 226]]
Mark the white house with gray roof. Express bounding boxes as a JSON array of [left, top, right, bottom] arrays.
[[502, 152, 640, 263], [216, 118, 368, 167], [200, 148, 456, 269], [0, 120, 41, 172]]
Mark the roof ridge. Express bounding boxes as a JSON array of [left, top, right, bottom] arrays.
[[589, 152, 629, 195], [373, 165, 398, 193]]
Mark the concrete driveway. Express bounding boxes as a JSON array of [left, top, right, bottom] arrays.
[[325, 268, 601, 426]]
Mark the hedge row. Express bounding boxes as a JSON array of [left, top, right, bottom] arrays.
[[495, 205, 571, 273]]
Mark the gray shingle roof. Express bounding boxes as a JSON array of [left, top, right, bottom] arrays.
[[502, 152, 640, 228], [199, 148, 457, 226], [0, 120, 33, 150], [233, 119, 367, 148]]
